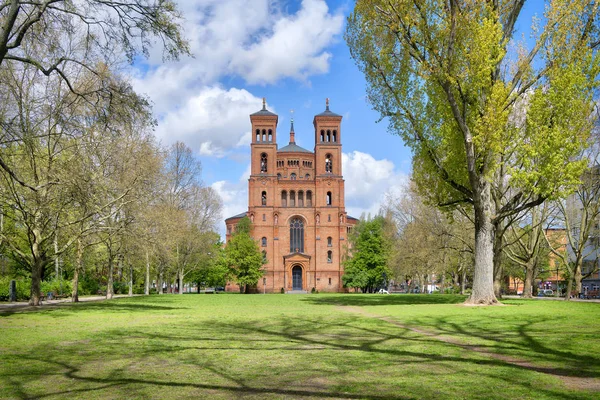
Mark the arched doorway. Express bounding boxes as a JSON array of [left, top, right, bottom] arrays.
[[292, 265, 303, 290]]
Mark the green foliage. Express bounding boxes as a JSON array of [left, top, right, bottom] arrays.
[[343, 216, 391, 292], [0, 277, 30, 301], [79, 276, 101, 296], [40, 279, 73, 296], [223, 217, 265, 290]]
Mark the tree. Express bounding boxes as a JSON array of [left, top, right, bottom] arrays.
[[0, 0, 188, 189], [504, 204, 551, 298], [546, 165, 600, 298], [343, 216, 391, 293], [223, 217, 265, 293], [346, 0, 599, 304]]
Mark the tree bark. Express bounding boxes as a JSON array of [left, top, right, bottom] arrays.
[[128, 265, 133, 297], [178, 267, 184, 295], [565, 276, 573, 300], [574, 261, 583, 298], [72, 238, 83, 302], [157, 267, 163, 295], [493, 224, 504, 299], [106, 253, 114, 299], [145, 250, 150, 295], [467, 178, 498, 304], [29, 227, 45, 306], [522, 260, 534, 298]]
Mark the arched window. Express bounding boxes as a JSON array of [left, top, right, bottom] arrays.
[[298, 191, 304, 207], [262, 129, 266, 142], [291, 173, 297, 180], [262, 237, 267, 247], [281, 191, 287, 207], [320, 130, 325, 142], [268, 129, 273, 142], [333, 130, 337, 142], [290, 190, 296, 207], [260, 153, 267, 173], [326, 191, 332, 205], [327, 130, 331, 142], [277, 173, 282, 179], [261, 191, 267, 206], [290, 218, 305, 253], [256, 129, 260, 142], [262, 250, 267, 262], [306, 191, 312, 207], [327, 250, 332, 263], [325, 154, 332, 173], [305, 173, 310, 180], [327, 237, 332, 247]]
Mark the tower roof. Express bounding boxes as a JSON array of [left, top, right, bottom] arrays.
[[315, 98, 341, 117], [278, 143, 313, 153], [251, 98, 278, 117]]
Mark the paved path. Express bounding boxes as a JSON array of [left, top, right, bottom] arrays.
[[0, 294, 138, 312]]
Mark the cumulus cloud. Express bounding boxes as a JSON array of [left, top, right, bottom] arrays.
[[342, 151, 408, 218], [212, 179, 249, 238], [132, 0, 344, 115], [154, 87, 269, 157]]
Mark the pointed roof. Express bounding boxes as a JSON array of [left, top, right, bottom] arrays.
[[315, 98, 341, 117], [251, 97, 277, 117]]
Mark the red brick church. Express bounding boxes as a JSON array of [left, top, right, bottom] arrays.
[[224, 99, 358, 293]]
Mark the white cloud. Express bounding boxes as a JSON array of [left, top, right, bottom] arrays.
[[212, 178, 249, 238], [154, 86, 269, 157], [132, 0, 344, 115], [342, 151, 408, 218]]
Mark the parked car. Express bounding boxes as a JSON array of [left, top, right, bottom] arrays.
[[538, 289, 554, 297]]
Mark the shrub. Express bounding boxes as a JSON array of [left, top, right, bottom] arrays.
[[79, 276, 100, 295], [41, 279, 72, 296], [0, 277, 31, 301], [113, 281, 128, 294], [280, 287, 285, 294]]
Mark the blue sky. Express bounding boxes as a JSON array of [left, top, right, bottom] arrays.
[[128, 0, 544, 235]]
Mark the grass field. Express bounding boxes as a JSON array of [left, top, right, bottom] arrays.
[[1, 294, 599, 399]]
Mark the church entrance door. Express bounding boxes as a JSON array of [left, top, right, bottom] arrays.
[[292, 265, 303, 290]]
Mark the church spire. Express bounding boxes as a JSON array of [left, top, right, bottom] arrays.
[[289, 110, 295, 144]]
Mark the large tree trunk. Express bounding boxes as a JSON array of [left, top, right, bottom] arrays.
[[145, 250, 150, 295], [522, 260, 534, 298], [106, 254, 114, 299], [467, 179, 498, 305], [30, 257, 44, 306], [72, 238, 83, 302]]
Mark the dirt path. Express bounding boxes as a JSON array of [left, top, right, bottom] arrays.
[[339, 305, 600, 392]]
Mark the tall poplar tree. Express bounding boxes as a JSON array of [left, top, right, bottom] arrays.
[[346, 0, 600, 304]]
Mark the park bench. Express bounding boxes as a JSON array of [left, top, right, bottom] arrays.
[[584, 290, 599, 299]]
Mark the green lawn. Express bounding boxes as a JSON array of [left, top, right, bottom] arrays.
[[0, 294, 598, 399]]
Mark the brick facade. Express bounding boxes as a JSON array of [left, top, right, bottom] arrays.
[[225, 99, 357, 293]]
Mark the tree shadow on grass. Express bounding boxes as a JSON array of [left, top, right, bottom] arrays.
[[302, 294, 467, 307], [0, 300, 186, 318], [1, 313, 594, 400]]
